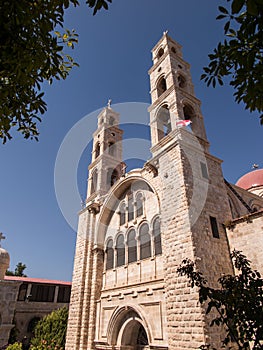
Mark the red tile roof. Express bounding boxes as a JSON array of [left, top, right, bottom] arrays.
[[4, 275, 71, 286]]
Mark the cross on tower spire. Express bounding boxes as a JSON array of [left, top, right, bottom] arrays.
[[0, 232, 6, 247]]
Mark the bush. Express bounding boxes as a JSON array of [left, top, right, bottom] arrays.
[[29, 307, 68, 350], [6, 343, 23, 350]]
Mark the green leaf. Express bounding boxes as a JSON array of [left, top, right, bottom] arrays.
[[218, 6, 229, 14]]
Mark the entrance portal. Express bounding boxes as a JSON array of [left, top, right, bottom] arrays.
[[113, 308, 149, 350], [120, 319, 148, 350]]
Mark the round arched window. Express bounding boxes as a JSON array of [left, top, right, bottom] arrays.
[[139, 223, 151, 260]]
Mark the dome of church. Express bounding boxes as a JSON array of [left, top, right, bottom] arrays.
[[0, 247, 10, 279], [236, 169, 263, 190]]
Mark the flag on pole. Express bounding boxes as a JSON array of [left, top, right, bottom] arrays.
[[176, 120, 192, 127]]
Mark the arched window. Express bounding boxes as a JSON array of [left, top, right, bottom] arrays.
[[178, 74, 186, 89], [157, 105, 171, 141], [116, 234, 125, 267], [157, 47, 164, 58], [107, 168, 118, 187], [183, 105, 195, 132], [127, 229, 137, 263], [119, 202, 126, 226], [111, 169, 118, 186], [109, 116, 115, 126], [27, 317, 40, 333], [157, 77, 167, 97], [106, 239, 114, 270], [153, 217, 162, 255], [128, 193, 134, 222], [136, 193, 143, 217], [108, 141, 116, 156], [183, 105, 195, 121], [90, 169, 98, 194], [139, 223, 151, 260], [95, 142, 100, 158]]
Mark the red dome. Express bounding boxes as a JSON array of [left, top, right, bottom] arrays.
[[236, 169, 263, 190]]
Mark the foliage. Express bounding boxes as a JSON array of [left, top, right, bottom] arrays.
[[177, 250, 263, 349], [201, 0, 263, 123], [29, 307, 68, 350], [0, 0, 112, 143], [6, 343, 23, 350], [8, 320, 19, 345], [6, 262, 27, 277]]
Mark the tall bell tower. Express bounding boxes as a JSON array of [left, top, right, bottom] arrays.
[[148, 32, 209, 155], [148, 32, 235, 349]]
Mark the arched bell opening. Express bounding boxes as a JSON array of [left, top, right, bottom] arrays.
[[156, 104, 171, 141], [183, 104, 196, 133], [156, 76, 167, 98]]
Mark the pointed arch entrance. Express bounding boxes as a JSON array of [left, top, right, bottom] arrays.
[[109, 307, 150, 350]]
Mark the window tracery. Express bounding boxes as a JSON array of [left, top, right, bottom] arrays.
[[139, 223, 151, 260], [90, 169, 98, 194], [106, 239, 114, 270], [157, 76, 167, 97], [104, 216, 161, 271], [116, 234, 125, 267]]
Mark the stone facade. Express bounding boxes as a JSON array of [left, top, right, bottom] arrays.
[[0, 280, 20, 347], [227, 210, 263, 275], [0, 276, 71, 348], [65, 33, 263, 350]]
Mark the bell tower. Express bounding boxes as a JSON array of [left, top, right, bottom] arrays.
[[147, 33, 235, 349], [87, 102, 124, 200], [148, 32, 209, 156]]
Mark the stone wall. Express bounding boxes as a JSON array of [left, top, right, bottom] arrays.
[[227, 210, 263, 274], [0, 280, 21, 347]]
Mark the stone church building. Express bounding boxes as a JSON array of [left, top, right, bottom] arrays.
[[65, 33, 263, 350]]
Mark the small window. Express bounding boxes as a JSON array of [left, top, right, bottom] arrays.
[[178, 75, 186, 88], [200, 162, 209, 179], [18, 283, 27, 301], [139, 223, 151, 260], [109, 116, 115, 126], [153, 217, 162, 255], [171, 47, 176, 54], [157, 47, 164, 58], [57, 286, 71, 303], [128, 194, 134, 222], [95, 143, 100, 158], [127, 229, 137, 263], [119, 202, 126, 226], [106, 239, 114, 270], [116, 234, 125, 267], [210, 216, 220, 238], [108, 141, 116, 156], [90, 169, 98, 194], [157, 77, 167, 97], [136, 193, 143, 217]]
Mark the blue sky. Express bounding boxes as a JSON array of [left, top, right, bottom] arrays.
[[1, 0, 262, 281]]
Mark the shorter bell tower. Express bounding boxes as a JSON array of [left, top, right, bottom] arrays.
[[87, 102, 124, 200]]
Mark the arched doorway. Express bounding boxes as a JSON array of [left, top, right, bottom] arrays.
[[110, 308, 150, 350], [119, 319, 149, 350]]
